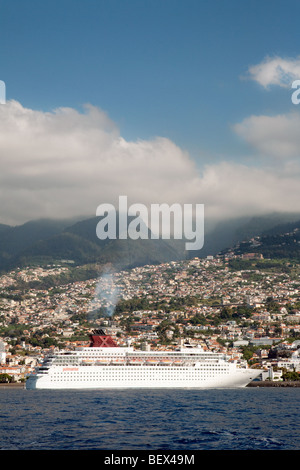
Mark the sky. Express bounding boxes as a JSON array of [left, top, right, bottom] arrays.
[[1, 0, 300, 227]]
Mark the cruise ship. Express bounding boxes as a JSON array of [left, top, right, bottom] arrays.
[[25, 329, 261, 389]]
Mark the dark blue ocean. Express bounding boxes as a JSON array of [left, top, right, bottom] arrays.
[[0, 387, 299, 451]]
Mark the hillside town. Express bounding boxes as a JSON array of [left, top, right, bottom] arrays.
[[1, 252, 300, 384]]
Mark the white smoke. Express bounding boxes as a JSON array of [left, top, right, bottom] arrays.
[[88, 266, 121, 321]]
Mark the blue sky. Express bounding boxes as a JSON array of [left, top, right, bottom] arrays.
[[1, 0, 298, 160], [1, 0, 300, 225]]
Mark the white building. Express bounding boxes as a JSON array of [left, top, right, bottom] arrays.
[[0, 340, 6, 364]]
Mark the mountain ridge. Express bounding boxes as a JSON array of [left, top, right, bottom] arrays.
[[0, 211, 300, 272]]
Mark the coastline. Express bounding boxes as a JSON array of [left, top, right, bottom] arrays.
[[247, 381, 300, 387], [0, 382, 25, 388], [0, 381, 300, 389]]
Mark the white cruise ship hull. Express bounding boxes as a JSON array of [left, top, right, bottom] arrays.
[[26, 364, 261, 390]]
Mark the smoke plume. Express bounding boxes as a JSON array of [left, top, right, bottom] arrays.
[[88, 266, 121, 323]]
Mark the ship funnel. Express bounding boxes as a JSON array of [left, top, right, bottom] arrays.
[[89, 329, 118, 348]]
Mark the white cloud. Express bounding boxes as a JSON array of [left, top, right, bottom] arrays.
[[0, 100, 199, 224], [0, 100, 300, 227], [233, 111, 300, 159], [246, 55, 300, 88]]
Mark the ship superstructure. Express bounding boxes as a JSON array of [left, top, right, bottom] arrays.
[[26, 329, 261, 389]]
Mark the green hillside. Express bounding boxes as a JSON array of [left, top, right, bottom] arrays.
[[0, 216, 187, 272], [224, 220, 300, 261], [1, 212, 300, 273]]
